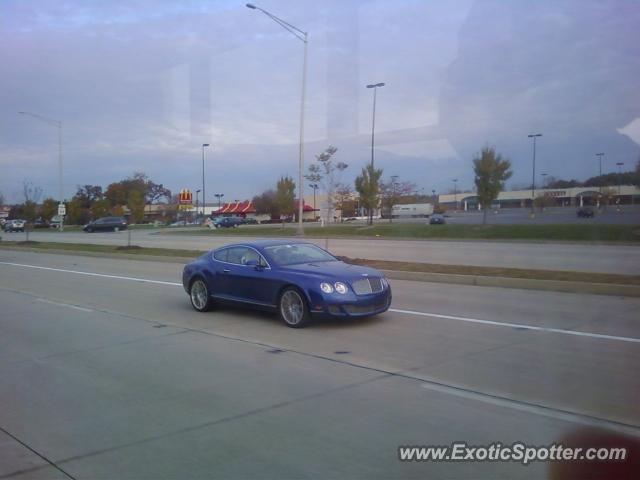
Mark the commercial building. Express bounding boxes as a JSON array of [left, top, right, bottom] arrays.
[[437, 185, 640, 210]]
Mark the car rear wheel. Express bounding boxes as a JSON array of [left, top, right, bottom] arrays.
[[278, 287, 310, 328], [190, 278, 213, 312]]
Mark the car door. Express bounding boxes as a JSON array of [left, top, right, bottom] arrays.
[[220, 246, 277, 306]]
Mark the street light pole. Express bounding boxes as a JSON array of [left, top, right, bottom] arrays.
[[528, 134, 542, 214], [452, 179, 458, 211], [541, 173, 548, 188], [616, 162, 624, 196], [18, 111, 64, 230], [202, 143, 210, 217], [195, 189, 201, 218], [214, 193, 224, 213], [309, 183, 318, 216], [247, 3, 307, 235], [596, 152, 605, 199], [366, 82, 385, 225]]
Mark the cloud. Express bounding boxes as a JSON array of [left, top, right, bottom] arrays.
[[1, 0, 638, 203]]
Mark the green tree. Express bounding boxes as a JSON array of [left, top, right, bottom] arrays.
[[40, 198, 58, 220], [66, 197, 90, 225], [354, 164, 383, 225], [473, 146, 513, 224], [128, 190, 145, 223], [252, 189, 279, 218], [91, 199, 110, 220], [276, 176, 296, 226], [305, 146, 347, 223]]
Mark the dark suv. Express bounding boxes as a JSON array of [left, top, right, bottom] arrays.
[[212, 217, 243, 228], [576, 207, 594, 218], [83, 216, 128, 232]]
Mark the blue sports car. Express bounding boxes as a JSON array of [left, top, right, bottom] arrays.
[[182, 240, 392, 328]]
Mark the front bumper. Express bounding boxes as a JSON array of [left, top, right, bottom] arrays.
[[308, 288, 392, 318]]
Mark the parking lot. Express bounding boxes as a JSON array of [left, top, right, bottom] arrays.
[[1, 249, 638, 478]]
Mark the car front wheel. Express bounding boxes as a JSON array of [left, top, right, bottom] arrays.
[[278, 287, 311, 328], [190, 278, 213, 312]]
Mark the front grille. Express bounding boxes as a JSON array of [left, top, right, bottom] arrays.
[[351, 277, 384, 295]]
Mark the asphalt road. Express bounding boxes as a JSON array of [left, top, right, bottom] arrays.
[[0, 250, 638, 479], [5, 227, 640, 274]]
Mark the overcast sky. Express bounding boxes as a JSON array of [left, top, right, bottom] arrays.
[[1, 0, 639, 203]]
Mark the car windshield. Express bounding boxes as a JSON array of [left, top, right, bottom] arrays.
[[264, 244, 336, 266]]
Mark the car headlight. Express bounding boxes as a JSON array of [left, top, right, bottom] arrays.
[[334, 282, 348, 294], [320, 282, 334, 294]]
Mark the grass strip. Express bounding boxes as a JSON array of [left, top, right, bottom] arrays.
[[1, 241, 638, 286], [158, 223, 640, 242]]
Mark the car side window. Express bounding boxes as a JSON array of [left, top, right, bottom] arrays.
[[213, 248, 228, 262], [226, 247, 251, 265]]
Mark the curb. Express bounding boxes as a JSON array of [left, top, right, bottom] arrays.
[[380, 270, 640, 297]]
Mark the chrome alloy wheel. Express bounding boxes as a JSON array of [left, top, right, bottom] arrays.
[[190, 280, 209, 311], [280, 290, 305, 326]]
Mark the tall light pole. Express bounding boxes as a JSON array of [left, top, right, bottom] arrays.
[[596, 152, 605, 199], [528, 133, 542, 213], [309, 183, 318, 216], [202, 143, 210, 217], [195, 189, 201, 217], [247, 3, 307, 235], [214, 193, 224, 214], [18, 111, 64, 230], [452, 179, 458, 211], [616, 162, 624, 196], [540, 173, 548, 188], [366, 82, 385, 225]]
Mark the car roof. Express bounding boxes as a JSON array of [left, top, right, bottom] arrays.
[[215, 239, 315, 249]]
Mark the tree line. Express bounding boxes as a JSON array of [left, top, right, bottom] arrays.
[[7, 172, 171, 225]]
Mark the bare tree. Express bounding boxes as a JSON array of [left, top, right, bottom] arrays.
[[379, 176, 416, 223], [23, 181, 43, 203], [305, 146, 347, 223]]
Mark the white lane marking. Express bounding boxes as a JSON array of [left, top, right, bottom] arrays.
[[0, 262, 182, 287], [389, 308, 640, 344], [419, 382, 640, 437], [36, 298, 94, 312], [2, 261, 639, 344]]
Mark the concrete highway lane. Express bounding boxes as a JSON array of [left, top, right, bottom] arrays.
[[6, 228, 640, 274], [0, 250, 638, 479]]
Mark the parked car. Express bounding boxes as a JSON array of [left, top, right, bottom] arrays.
[[4, 219, 26, 232], [49, 215, 63, 229], [243, 217, 258, 225], [182, 240, 392, 328], [211, 216, 243, 228], [33, 218, 50, 228], [83, 216, 128, 232], [429, 214, 446, 225], [577, 207, 595, 218]]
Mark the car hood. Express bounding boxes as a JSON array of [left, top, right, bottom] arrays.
[[278, 261, 383, 281]]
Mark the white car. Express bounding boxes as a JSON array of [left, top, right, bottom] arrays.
[[4, 219, 26, 232]]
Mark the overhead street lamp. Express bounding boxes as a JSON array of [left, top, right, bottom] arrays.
[[247, 3, 307, 235], [18, 111, 64, 230], [596, 152, 605, 197], [452, 179, 458, 211], [540, 173, 548, 188], [309, 183, 318, 216], [202, 143, 210, 217], [214, 193, 224, 214], [365, 82, 385, 225], [528, 133, 542, 214], [616, 162, 624, 196]]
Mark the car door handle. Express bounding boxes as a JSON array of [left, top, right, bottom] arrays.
[[223, 269, 230, 273]]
